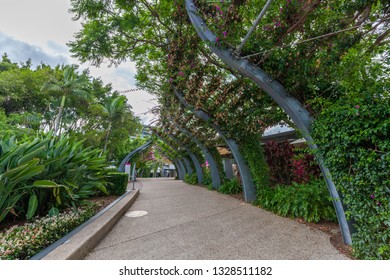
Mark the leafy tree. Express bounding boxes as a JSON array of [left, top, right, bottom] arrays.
[[41, 65, 93, 135], [100, 95, 127, 152]]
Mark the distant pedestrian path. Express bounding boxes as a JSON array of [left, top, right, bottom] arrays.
[[84, 178, 348, 259]]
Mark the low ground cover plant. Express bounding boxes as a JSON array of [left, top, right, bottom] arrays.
[[219, 178, 242, 195], [255, 179, 337, 223], [184, 173, 198, 185], [0, 204, 99, 260]]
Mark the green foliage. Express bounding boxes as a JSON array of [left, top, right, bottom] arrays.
[[184, 173, 198, 185], [0, 133, 109, 223], [201, 167, 212, 187], [0, 56, 141, 164], [67, 0, 389, 260], [0, 204, 98, 260], [219, 178, 242, 195], [312, 94, 389, 260], [240, 134, 270, 193], [256, 180, 337, 223], [106, 172, 128, 196], [41, 65, 93, 135]]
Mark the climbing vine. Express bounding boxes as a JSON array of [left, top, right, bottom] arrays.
[[312, 94, 390, 259]]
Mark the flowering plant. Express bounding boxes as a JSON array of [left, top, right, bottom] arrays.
[[0, 205, 98, 260]]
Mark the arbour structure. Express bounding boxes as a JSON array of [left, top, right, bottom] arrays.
[[183, 0, 352, 245], [70, 0, 389, 249], [128, 0, 351, 245]]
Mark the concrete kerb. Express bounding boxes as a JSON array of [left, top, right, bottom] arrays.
[[32, 188, 139, 260]]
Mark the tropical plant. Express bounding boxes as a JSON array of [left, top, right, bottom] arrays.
[[41, 66, 92, 135], [0, 133, 109, 223], [256, 180, 337, 223], [201, 167, 212, 187], [99, 95, 127, 153], [219, 178, 242, 195], [0, 134, 59, 222], [184, 173, 198, 185], [264, 141, 293, 186]]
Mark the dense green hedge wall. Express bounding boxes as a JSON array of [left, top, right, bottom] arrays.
[[106, 172, 128, 196], [312, 95, 389, 259]]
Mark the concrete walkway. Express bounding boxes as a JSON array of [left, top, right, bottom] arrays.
[[84, 178, 348, 260]]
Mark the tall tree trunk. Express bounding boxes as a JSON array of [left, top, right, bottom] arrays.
[[54, 95, 66, 136]]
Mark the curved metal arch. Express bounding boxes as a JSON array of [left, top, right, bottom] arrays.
[[152, 131, 189, 179], [118, 140, 153, 172], [185, 0, 351, 245], [162, 129, 204, 184], [223, 158, 234, 179], [161, 129, 194, 174], [176, 159, 187, 179], [170, 120, 222, 189], [174, 89, 256, 202], [182, 157, 194, 175], [172, 159, 184, 180], [154, 145, 180, 178]]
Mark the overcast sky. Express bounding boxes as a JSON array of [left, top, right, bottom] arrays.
[[0, 0, 157, 124]]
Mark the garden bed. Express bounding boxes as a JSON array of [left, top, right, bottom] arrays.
[[0, 196, 118, 260]]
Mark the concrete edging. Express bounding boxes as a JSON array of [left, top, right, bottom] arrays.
[[39, 189, 139, 260]]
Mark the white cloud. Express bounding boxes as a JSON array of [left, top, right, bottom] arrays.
[[0, 0, 158, 125], [0, 32, 69, 66]]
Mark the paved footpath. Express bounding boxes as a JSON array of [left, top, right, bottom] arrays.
[[84, 178, 348, 260]]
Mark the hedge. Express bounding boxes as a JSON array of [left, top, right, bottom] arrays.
[[106, 172, 128, 196]]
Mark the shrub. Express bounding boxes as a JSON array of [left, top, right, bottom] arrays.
[[255, 180, 337, 223], [291, 152, 321, 184], [184, 173, 198, 185], [201, 167, 212, 187], [312, 94, 389, 259], [219, 178, 242, 195], [0, 133, 109, 223], [264, 141, 293, 185], [106, 172, 128, 196], [0, 205, 98, 260]]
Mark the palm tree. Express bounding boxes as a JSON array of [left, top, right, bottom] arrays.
[[41, 66, 92, 135], [100, 95, 127, 153]]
